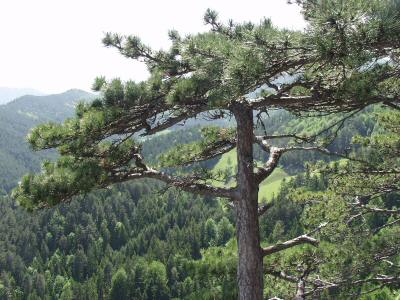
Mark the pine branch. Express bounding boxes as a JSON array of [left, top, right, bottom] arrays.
[[258, 202, 274, 217], [262, 222, 327, 257], [262, 235, 319, 257], [112, 156, 236, 199]]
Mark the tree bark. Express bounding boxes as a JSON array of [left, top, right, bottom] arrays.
[[232, 101, 263, 300]]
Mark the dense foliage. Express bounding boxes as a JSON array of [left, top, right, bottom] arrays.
[[0, 179, 236, 300]]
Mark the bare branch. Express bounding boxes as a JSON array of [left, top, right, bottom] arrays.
[[384, 101, 400, 111], [373, 218, 400, 234], [262, 235, 319, 257], [265, 269, 298, 283], [254, 146, 283, 184], [258, 202, 274, 217], [255, 134, 311, 143], [250, 93, 399, 114], [294, 278, 306, 300], [254, 133, 364, 183], [251, 95, 316, 111], [141, 104, 208, 136], [121, 168, 236, 199], [169, 140, 236, 167], [262, 222, 327, 257], [303, 275, 400, 297]]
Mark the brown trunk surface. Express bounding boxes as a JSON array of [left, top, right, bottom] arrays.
[[233, 102, 263, 300]]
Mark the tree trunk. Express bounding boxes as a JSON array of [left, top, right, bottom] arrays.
[[232, 102, 263, 300]]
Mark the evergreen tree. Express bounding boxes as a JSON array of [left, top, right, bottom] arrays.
[[59, 281, 73, 300], [12, 1, 400, 299], [204, 218, 217, 246], [110, 268, 128, 300], [216, 217, 234, 246]]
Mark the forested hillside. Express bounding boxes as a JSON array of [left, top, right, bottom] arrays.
[[0, 90, 95, 193], [0, 88, 44, 106], [0, 94, 235, 298], [2, 88, 398, 299]]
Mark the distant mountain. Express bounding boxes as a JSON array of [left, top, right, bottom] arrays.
[[0, 87, 45, 105], [0, 89, 96, 193], [4, 88, 95, 122]]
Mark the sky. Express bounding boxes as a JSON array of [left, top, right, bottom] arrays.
[[0, 0, 306, 94]]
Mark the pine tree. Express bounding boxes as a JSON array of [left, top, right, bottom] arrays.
[[204, 218, 217, 246], [110, 268, 128, 300], [13, 1, 400, 299]]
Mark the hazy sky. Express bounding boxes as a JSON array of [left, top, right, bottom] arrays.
[[0, 0, 306, 94]]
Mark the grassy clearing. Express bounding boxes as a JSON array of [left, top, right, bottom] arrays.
[[212, 149, 237, 181], [211, 149, 290, 201], [258, 168, 289, 202]]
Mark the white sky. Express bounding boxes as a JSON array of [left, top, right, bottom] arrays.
[[0, 0, 306, 94]]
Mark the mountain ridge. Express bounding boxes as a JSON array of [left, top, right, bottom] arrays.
[[0, 87, 45, 105], [0, 89, 96, 192]]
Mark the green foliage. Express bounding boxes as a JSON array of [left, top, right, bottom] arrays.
[[110, 268, 128, 300], [0, 180, 232, 299], [92, 76, 106, 92], [159, 126, 235, 167], [204, 218, 217, 247], [104, 78, 125, 106], [166, 75, 211, 104], [59, 281, 73, 300], [216, 217, 235, 246], [301, 0, 400, 63]]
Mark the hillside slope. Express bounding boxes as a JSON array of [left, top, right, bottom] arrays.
[[0, 89, 95, 192], [0, 87, 44, 105]]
